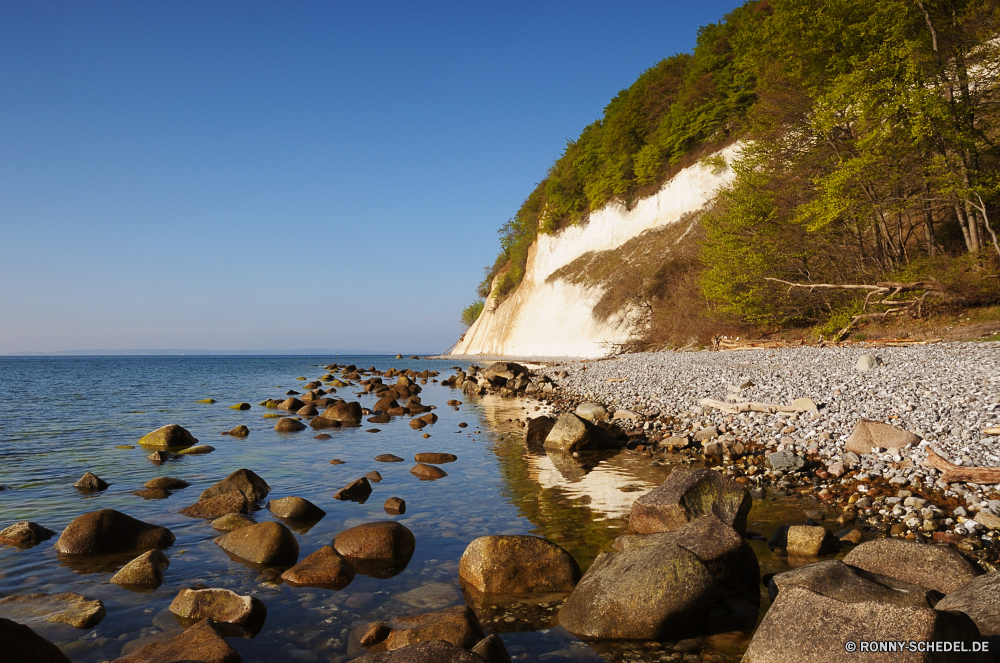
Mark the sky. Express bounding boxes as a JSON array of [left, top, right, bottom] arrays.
[[0, 1, 746, 354]]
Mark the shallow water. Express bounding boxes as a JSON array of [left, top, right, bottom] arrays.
[[0, 356, 826, 662]]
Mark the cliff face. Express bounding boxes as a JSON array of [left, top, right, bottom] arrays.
[[450, 144, 740, 358]]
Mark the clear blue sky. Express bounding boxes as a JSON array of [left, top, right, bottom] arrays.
[[0, 1, 745, 354]]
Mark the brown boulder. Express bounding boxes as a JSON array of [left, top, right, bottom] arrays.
[[769, 559, 938, 608], [471, 634, 512, 663], [459, 535, 580, 594], [844, 419, 920, 455], [0, 521, 55, 549], [542, 413, 620, 452], [278, 397, 305, 411], [785, 525, 839, 556], [384, 497, 406, 515], [376, 454, 405, 462], [936, 571, 1000, 638], [334, 477, 373, 502], [525, 416, 555, 445], [268, 496, 326, 521], [274, 417, 306, 432], [410, 464, 447, 480], [349, 640, 484, 663], [628, 468, 751, 535], [110, 550, 170, 588], [281, 545, 356, 590], [228, 425, 249, 437], [318, 401, 364, 425], [414, 453, 456, 464], [169, 588, 265, 626], [132, 488, 171, 500], [144, 477, 190, 490], [137, 424, 198, 449], [55, 510, 174, 555], [74, 471, 109, 492], [200, 469, 270, 502], [0, 618, 72, 663], [180, 491, 249, 519], [409, 419, 427, 430], [146, 450, 171, 463], [296, 405, 318, 416], [843, 538, 980, 593], [361, 606, 485, 652], [334, 521, 415, 561], [0, 592, 106, 629], [210, 513, 255, 532], [112, 618, 241, 663], [214, 521, 299, 566], [375, 396, 400, 412]]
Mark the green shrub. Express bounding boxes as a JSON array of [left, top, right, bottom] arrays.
[[461, 300, 485, 328]]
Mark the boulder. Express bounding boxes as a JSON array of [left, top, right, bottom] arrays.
[[110, 550, 170, 588], [410, 464, 447, 480], [459, 535, 580, 594], [384, 497, 406, 515], [146, 450, 171, 463], [525, 416, 555, 445], [936, 572, 1000, 639], [112, 618, 241, 663], [766, 451, 805, 472], [132, 487, 171, 500], [74, 471, 109, 492], [471, 634, 512, 663], [274, 417, 306, 432], [296, 405, 318, 416], [376, 454, 405, 462], [842, 538, 980, 593], [694, 426, 719, 442], [177, 444, 215, 455], [409, 419, 427, 430], [214, 521, 299, 566], [375, 396, 400, 413], [281, 545, 356, 590], [769, 559, 938, 608], [414, 453, 457, 464], [0, 618, 72, 663], [318, 401, 364, 425], [845, 419, 920, 454], [0, 521, 55, 548], [200, 469, 271, 503], [210, 513, 255, 532], [229, 425, 249, 437], [169, 588, 265, 626], [55, 510, 175, 555], [628, 468, 751, 535], [543, 413, 620, 452], [230, 402, 251, 410], [366, 471, 383, 483], [310, 416, 343, 430], [349, 640, 485, 663], [742, 585, 987, 663], [268, 496, 326, 521], [360, 605, 485, 652], [137, 424, 198, 450], [334, 521, 415, 561], [278, 397, 305, 411], [180, 491, 249, 519], [575, 402, 607, 421], [856, 353, 882, 371], [334, 477, 373, 502], [785, 525, 838, 556], [0, 592, 106, 629], [144, 477, 190, 490]]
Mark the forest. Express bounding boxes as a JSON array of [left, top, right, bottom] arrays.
[[467, 0, 1000, 344]]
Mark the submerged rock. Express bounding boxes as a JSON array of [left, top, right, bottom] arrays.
[[210, 513, 255, 532], [146, 450, 171, 464], [214, 521, 299, 567], [55, 509, 175, 556], [410, 464, 447, 480], [74, 471, 109, 492], [0, 618, 72, 663], [334, 477, 373, 502], [375, 454, 405, 463], [137, 424, 198, 450], [268, 496, 326, 521], [112, 618, 241, 663], [144, 477, 189, 490], [359, 605, 485, 652], [177, 444, 215, 455], [334, 522, 415, 561], [0, 521, 55, 549], [414, 453, 457, 464], [180, 491, 249, 519], [200, 469, 271, 503], [459, 535, 580, 594], [169, 588, 265, 626], [281, 545, 356, 590], [229, 425, 250, 437], [0, 592, 106, 629], [110, 550, 170, 588]]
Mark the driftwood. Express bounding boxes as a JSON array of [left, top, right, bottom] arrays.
[[699, 398, 816, 415], [710, 336, 942, 352], [922, 449, 1000, 484], [764, 278, 955, 342]]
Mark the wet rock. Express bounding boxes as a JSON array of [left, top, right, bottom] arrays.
[[742, 585, 986, 663], [110, 550, 170, 588], [274, 417, 306, 432], [214, 521, 299, 566], [147, 450, 171, 463], [315, 434, 333, 440], [0, 592, 106, 629], [144, 477, 189, 490], [55, 510, 175, 555], [410, 464, 447, 480], [768, 559, 938, 607], [459, 535, 580, 594], [210, 513, 255, 532], [525, 416, 555, 445], [785, 525, 838, 556], [349, 640, 484, 662], [471, 634, 512, 663], [334, 477, 373, 502], [628, 468, 751, 535], [180, 491, 249, 519], [416, 413, 438, 425], [414, 453, 457, 464], [229, 425, 249, 437], [842, 538, 980, 593], [766, 450, 805, 472], [376, 454, 405, 463], [268, 496, 326, 521], [132, 487, 171, 500], [0, 618, 72, 663], [200, 469, 271, 503], [330, 458, 345, 465], [334, 521, 415, 561], [369, 414, 391, 424], [936, 572, 1000, 640], [296, 405, 318, 417], [317, 401, 364, 426], [137, 424, 198, 450], [360, 605, 485, 652], [281, 545, 356, 590], [384, 497, 406, 515], [74, 471, 109, 492], [375, 396, 400, 413], [844, 419, 920, 455], [278, 397, 305, 411], [230, 402, 251, 410], [543, 413, 620, 452], [0, 521, 55, 549], [409, 419, 427, 430], [169, 588, 265, 626], [178, 444, 215, 455], [112, 618, 241, 663]]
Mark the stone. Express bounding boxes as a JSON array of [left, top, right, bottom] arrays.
[[0, 592, 106, 629], [360, 605, 485, 652], [180, 491, 249, 519], [55, 510, 175, 555], [842, 538, 981, 593], [660, 435, 691, 450], [350, 639, 485, 662], [612, 409, 641, 421], [144, 477, 189, 490], [210, 513, 255, 532], [792, 397, 819, 413], [375, 396, 400, 412], [575, 402, 607, 421], [112, 618, 241, 663], [137, 424, 198, 450], [281, 546, 356, 590], [274, 417, 307, 432], [936, 572, 1000, 638], [766, 450, 805, 472], [785, 525, 838, 556], [74, 471, 108, 492], [335, 522, 415, 562], [975, 511, 1000, 529], [110, 550, 170, 588], [376, 454, 405, 462], [844, 419, 920, 455], [410, 463, 447, 480], [628, 468, 752, 535], [742, 585, 987, 663], [694, 426, 719, 442], [200, 469, 271, 503], [278, 397, 305, 411], [414, 453, 457, 464], [856, 353, 882, 371], [471, 634, 512, 663], [0, 618, 72, 663], [330, 458, 345, 464], [542, 413, 620, 452], [525, 416, 555, 444], [147, 450, 171, 463], [132, 487, 171, 500], [169, 588, 265, 626], [827, 461, 845, 477], [334, 477, 373, 502], [409, 419, 427, 430], [384, 497, 406, 515], [296, 405, 318, 416], [214, 521, 300, 566], [365, 471, 383, 483], [0, 521, 55, 548], [459, 535, 580, 594], [838, 528, 863, 544], [769, 559, 936, 607], [229, 425, 249, 437], [177, 444, 215, 455], [268, 496, 326, 521], [317, 401, 364, 425]]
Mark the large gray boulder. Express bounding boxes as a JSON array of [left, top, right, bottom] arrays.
[[459, 535, 580, 594], [628, 468, 751, 535], [936, 572, 1000, 639], [542, 413, 620, 452], [743, 585, 987, 663], [843, 538, 980, 594], [768, 559, 938, 608]]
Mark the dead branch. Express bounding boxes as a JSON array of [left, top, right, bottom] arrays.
[[921, 449, 1000, 484], [699, 398, 816, 415]]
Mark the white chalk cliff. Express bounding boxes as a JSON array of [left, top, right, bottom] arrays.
[[450, 144, 741, 358]]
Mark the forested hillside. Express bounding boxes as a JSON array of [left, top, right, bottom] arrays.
[[468, 0, 1000, 345]]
